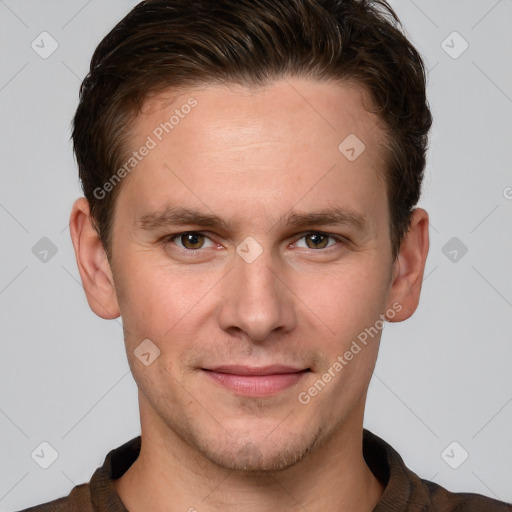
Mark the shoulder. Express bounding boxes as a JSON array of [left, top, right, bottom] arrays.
[[15, 436, 140, 512], [14, 483, 92, 512], [422, 479, 512, 512], [363, 429, 512, 512]]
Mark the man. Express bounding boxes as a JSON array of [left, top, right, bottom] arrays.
[[20, 0, 511, 510]]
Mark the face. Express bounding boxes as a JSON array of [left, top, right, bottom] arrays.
[[104, 78, 402, 471]]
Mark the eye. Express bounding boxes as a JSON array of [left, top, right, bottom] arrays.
[[294, 232, 339, 250], [168, 232, 216, 250]]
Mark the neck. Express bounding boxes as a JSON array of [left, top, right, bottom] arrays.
[[114, 399, 384, 512]]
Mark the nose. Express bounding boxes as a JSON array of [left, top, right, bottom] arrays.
[[217, 246, 297, 342]]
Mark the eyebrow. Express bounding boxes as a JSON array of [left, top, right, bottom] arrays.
[[135, 206, 368, 232], [136, 207, 230, 231], [284, 208, 368, 231]]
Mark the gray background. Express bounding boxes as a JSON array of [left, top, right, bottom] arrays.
[[1, 0, 511, 509]]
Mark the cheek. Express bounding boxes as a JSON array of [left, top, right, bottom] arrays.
[[114, 251, 219, 339], [293, 258, 390, 338]]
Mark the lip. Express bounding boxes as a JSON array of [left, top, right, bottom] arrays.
[[202, 365, 310, 397], [205, 365, 306, 375]]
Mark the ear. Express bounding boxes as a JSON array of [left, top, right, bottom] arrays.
[[386, 208, 429, 322], [69, 197, 120, 319]]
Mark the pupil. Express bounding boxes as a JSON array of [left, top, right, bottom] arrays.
[[183, 233, 203, 249], [307, 233, 327, 249]]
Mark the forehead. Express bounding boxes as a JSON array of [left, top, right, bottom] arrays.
[[116, 78, 389, 232], [137, 78, 383, 146]]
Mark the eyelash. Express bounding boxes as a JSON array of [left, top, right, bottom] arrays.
[[162, 231, 347, 254]]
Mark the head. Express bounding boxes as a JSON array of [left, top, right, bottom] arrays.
[[70, 0, 430, 472]]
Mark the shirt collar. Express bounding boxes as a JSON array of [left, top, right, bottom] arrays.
[[88, 429, 429, 511]]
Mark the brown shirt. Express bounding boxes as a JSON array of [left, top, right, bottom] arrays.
[[18, 429, 511, 511]]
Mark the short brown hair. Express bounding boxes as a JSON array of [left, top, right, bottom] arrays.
[[72, 0, 432, 261]]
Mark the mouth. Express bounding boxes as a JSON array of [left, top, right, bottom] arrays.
[[201, 365, 311, 397]]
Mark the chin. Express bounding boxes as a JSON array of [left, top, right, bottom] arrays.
[[192, 427, 323, 473]]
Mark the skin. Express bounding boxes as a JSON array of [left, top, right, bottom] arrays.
[[70, 78, 429, 511]]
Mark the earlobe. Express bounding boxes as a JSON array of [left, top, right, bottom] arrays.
[[69, 197, 121, 320], [386, 208, 429, 322]]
